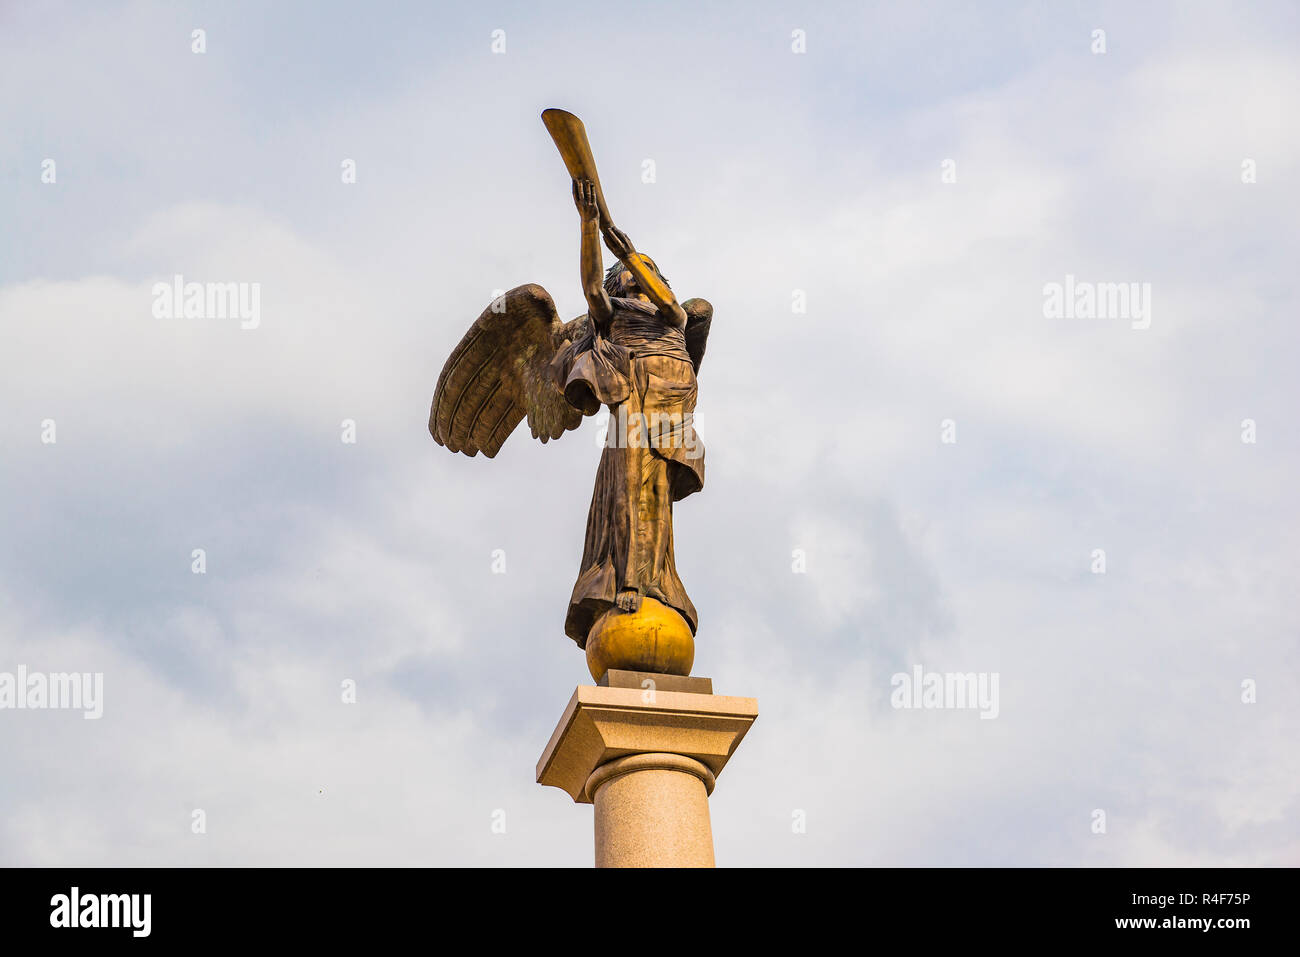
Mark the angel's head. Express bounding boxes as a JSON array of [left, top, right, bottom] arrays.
[[604, 255, 671, 301]]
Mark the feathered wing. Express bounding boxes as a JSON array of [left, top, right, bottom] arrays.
[[556, 311, 590, 349], [429, 284, 589, 458], [682, 298, 712, 373]]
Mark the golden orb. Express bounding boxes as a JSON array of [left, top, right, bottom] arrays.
[[585, 597, 694, 681]]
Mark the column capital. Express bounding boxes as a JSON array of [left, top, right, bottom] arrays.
[[536, 677, 758, 804], [585, 751, 717, 803]]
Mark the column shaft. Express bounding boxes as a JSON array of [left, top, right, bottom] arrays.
[[588, 753, 716, 867]]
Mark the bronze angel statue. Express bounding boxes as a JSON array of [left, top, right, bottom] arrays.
[[429, 110, 711, 679]]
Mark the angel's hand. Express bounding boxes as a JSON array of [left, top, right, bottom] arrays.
[[602, 225, 634, 260], [573, 179, 599, 224]]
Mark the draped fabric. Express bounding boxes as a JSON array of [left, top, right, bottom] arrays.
[[555, 299, 705, 646]]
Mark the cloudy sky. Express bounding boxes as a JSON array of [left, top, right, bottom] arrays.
[[1, 0, 1297, 866]]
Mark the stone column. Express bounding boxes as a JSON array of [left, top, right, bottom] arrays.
[[537, 670, 758, 868], [588, 752, 716, 867]]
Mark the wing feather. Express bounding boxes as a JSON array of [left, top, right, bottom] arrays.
[[430, 284, 587, 458], [682, 298, 712, 373]]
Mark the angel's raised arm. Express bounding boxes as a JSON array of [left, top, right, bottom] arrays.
[[574, 180, 613, 327], [601, 225, 688, 328]]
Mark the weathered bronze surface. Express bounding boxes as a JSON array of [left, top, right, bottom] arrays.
[[429, 109, 712, 674]]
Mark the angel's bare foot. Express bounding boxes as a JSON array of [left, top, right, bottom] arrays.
[[616, 589, 642, 613]]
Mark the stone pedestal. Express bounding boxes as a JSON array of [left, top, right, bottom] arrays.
[[536, 670, 758, 868]]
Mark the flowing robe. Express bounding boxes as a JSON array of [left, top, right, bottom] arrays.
[[553, 298, 705, 646]]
